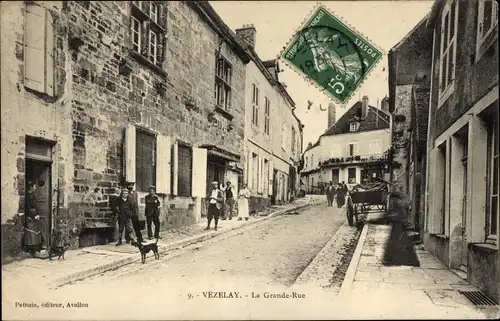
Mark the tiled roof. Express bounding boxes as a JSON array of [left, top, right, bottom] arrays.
[[322, 101, 390, 136]]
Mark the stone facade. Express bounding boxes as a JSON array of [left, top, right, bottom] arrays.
[[1, 1, 249, 262], [424, 0, 499, 302], [387, 14, 433, 231], [238, 28, 303, 211]]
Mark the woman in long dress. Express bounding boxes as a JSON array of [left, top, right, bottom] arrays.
[[24, 181, 44, 257], [237, 184, 250, 221]]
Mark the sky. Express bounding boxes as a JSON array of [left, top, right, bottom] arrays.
[[210, 0, 433, 147]]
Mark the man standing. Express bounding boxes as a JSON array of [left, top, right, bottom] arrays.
[[224, 181, 235, 220], [126, 181, 144, 243], [145, 185, 161, 240], [115, 188, 135, 246], [326, 181, 335, 207], [206, 181, 224, 231]]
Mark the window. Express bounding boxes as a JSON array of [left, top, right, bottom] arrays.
[[476, 0, 499, 60], [348, 143, 358, 157], [486, 116, 499, 242], [130, 1, 164, 68], [148, 30, 158, 64], [291, 127, 297, 154], [215, 54, 232, 110], [311, 154, 314, 167], [135, 130, 156, 192], [348, 168, 357, 184], [150, 2, 158, 23], [305, 156, 309, 168], [24, 3, 55, 96], [177, 144, 193, 197], [438, 0, 458, 104], [350, 122, 359, 132], [131, 17, 141, 52], [252, 84, 259, 126], [281, 123, 288, 150], [264, 97, 270, 134]]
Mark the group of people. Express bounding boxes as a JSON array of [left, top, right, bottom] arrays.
[[325, 181, 349, 208], [113, 182, 161, 246], [205, 181, 251, 231]]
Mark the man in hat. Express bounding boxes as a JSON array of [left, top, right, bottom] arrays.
[[223, 181, 235, 220], [206, 181, 224, 231], [145, 185, 161, 240], [126, 181, 143, 243], [115, 187, 136, 246]]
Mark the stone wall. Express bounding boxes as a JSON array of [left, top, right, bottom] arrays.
[[1, 1, 248, 260]]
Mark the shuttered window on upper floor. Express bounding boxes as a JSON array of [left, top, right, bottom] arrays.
[[24, 3, 55, 96], [437, 0, 458, 107]]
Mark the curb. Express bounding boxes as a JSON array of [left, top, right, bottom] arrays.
[[51, 202, 314, 288], [293, 221, 347, 285], [339, 222, 369, 294]]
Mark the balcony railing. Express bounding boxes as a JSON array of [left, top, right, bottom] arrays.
[[319, 153, 389, 167]]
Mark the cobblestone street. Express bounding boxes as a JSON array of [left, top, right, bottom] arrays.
[[4, 202, 361, 320]]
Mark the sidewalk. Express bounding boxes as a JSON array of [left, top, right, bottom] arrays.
[[2, 197, 315, 290], [338, 211, 500, 319]]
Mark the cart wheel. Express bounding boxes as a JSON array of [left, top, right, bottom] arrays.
[[354, 204, 359, 224], [346, 199, 354, 226]]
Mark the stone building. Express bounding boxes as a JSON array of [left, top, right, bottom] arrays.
[[387, 14, 433, 235], [424, 0, 499, 302], [1, 0, 249, 262], [234, 24, 304, 212], [301, 97, 392, 193]]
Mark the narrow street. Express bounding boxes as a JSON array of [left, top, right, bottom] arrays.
[[4, 203, 364, 320]]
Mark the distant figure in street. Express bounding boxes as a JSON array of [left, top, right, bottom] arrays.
[[224, 181, 235, 220], [326, 181, 335, 207], [336, 182, 347, 208], [115, 188, 136, 246], [237, 183, 250, 221], [145, 185, 161, 240], [206, 181, 224, 231], [23, 181, 44, 257], [126, 182, 143, 243]]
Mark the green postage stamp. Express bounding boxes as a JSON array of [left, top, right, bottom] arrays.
[[280, 5, 383, 105]]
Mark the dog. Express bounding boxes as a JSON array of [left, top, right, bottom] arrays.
[[48, 229, 71, 260], [131, 238, 160, 264]]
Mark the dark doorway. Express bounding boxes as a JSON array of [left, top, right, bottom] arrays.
[[25, 159, 52, 249]]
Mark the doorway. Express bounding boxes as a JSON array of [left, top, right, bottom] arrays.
[[25, 159, 52, 249], [332, 168, 339, 184], [460, 141, 469, 271]]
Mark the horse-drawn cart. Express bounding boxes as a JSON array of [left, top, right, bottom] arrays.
[[345, 180, 389, 226]]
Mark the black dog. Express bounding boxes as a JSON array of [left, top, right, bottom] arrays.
[[48, 230, 70, 260], [131, 238, 160, 264]]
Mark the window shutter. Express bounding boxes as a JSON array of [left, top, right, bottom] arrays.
[[268, 160, 274, 195], [172, 140, 179, 196], [24, 4, 46, 93], [191, 147, 207, 197], [124, 124, 136, 183], [155, 135, 171, 194], [257, 156, 262, 193], [45, 10, 54, 96]]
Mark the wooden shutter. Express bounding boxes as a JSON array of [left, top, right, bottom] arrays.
[[268, 160, 274, 195], [172, 140, 179, 196], [156, 135, 171, 194], [257, 156, 262, 193], [246, 150, 252, 187], [124, 125, 136, 183], [24, 4, 46, 93], [192, 147, 207, 197], [45, 9, 54, 96]]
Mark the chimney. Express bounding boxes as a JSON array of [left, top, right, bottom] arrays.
[[327, 102, 336, 128], [381, 96, 389, 113], [361, 95, 369, 119], [307, 142, 313, 149], [235, 24, 257, 49]]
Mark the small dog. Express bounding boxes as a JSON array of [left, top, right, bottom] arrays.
[[48, 229, 71, 260], [131, 238, 160, 264]]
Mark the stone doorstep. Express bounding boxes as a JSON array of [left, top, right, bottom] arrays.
[[47, 202, 312, 288]]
